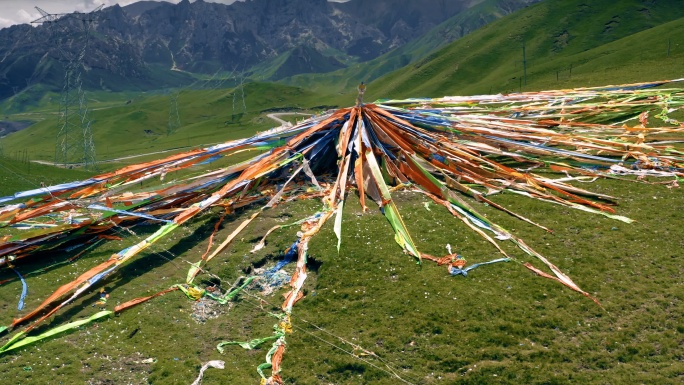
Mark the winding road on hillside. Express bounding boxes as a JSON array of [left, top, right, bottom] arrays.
[[265, 111, 309, 126]]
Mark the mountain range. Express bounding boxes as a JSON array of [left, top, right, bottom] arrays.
[[0, 0, 540, 101]]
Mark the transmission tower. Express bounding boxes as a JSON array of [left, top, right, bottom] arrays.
[[231, 69, 248, 122], [167, 91, 181, 136], [32, 5, 103, 169]]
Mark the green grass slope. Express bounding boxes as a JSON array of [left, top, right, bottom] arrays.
[[370, 0, 684, 99], [279, 0, 535, 97], [0, 176, 681, 384], [250, 45, 347, 81], [0, 157, 95, 196], [0, 82, 333, 165]]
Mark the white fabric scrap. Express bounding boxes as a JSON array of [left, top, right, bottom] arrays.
[[190, 360, 225, 385]]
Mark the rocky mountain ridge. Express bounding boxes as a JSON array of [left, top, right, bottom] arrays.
[[0, 0, 540, 101]]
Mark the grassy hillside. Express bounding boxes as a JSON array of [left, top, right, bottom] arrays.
[[1, 82, 336, 166], [0, 157, 95, 196], [0, 172, 681, 384], [250, 45, 348, 81], [279, 0, 535, 97], [370, 0, 684, 99]]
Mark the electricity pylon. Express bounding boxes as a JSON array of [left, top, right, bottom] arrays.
[[167, 91, 181, 136], [32, 5, 103, 169], [230, 69, 248, 122]]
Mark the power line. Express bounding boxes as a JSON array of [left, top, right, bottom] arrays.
[[31, 4, 104, 170], [522, 37, 527, 87], [165, 67, 235, 137], [232, 67, 248, 118]]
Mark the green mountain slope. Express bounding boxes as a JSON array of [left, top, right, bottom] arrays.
[[369, 0, 684, 99], [279, 0, 539, 96], [250, 45, 347, 81], [1, 82, 330, 164]]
